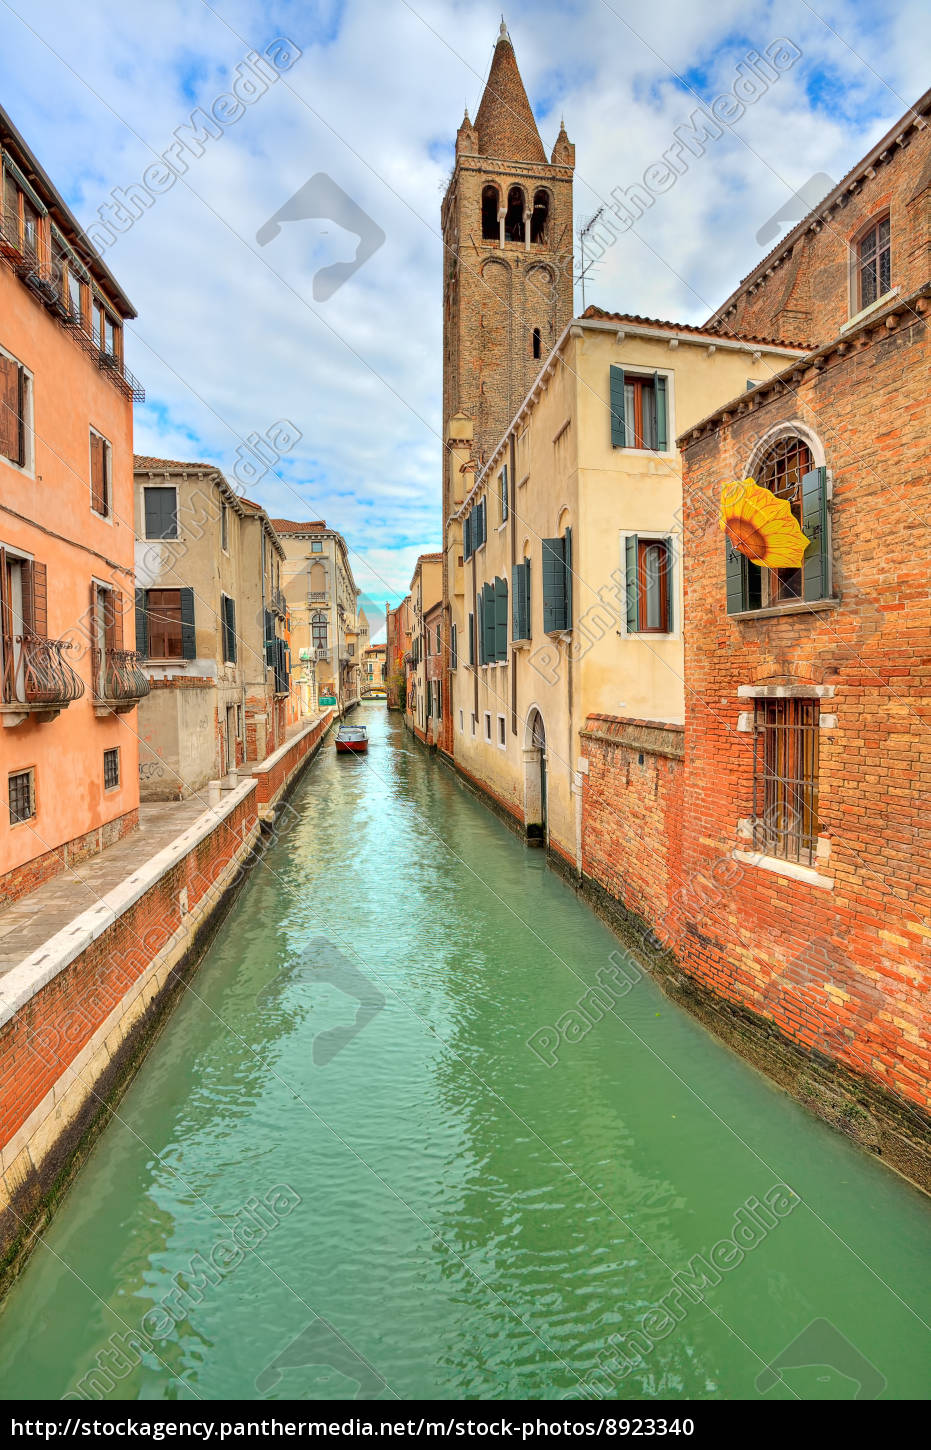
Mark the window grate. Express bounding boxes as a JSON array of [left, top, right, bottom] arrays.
[[103, 747, 120, 790], [9, 769, 34, 824], [752, 698, 820, 866]]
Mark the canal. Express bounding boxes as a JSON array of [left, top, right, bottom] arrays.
[[1, 706, 929, 1401]]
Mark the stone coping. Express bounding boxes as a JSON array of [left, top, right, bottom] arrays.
[[0, 779, 257, 1031], [579, 714, 685, 760], [244, 712, 331, 777]]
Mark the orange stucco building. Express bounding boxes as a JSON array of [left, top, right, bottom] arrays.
[[0, 104, 146, 905]]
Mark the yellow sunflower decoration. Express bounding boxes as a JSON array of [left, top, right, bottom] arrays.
[[719, 478, 810, 568]]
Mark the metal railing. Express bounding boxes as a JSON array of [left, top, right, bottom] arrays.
[[94, 647, 151, 704], [0, 212, 145, 402], [1, 634, 85, 708], [271, 587, 287, 617]]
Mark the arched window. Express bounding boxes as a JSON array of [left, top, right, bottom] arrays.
[[532, 326, 542, 359], [481, 185, 499, 241], [757, 435, 813, 605], [504, 186, 525, 243], [311, 612, 328, 649], [530, 189, 549, 244]]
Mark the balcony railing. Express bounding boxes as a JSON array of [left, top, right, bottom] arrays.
[[271, 587, 287, 617], [0, 213, 145, 402], [308, 591, 328, 603], [1, 634, 85, 720], [93, 647, 150, 714]]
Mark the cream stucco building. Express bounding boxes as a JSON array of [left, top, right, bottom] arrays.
[[446, 311, 805, 865], [273, 519, 363, 714]]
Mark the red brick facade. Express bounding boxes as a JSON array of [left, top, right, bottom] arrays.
[[678, 293, 930, 1117], [580, 717, 684, 950], [710, 94, 930, 347]]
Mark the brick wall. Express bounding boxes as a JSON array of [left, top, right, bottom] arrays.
[[0, 790, 256, 1152], [712, 104, 930, 346], [678, 301, 931, 1115], [580, 716, 684, 949], [251, 711, 332, 812], [0, 809, 139, 911]]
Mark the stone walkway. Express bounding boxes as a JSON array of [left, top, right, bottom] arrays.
[[0, 798, 209, 976]]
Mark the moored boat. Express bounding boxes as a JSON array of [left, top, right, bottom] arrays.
[[335, 724, 368, 754]]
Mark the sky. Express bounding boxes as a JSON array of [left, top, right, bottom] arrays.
[[0, 0, 926, 638]]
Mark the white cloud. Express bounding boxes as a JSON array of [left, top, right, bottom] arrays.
[[0, 0, 923, 603]]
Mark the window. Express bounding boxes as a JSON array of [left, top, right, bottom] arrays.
[[468, 610, 475, 666], [532, 327, 542, 359], [0, 552, 48, 704], [141, 587, 195, 660], [542, 530, 572, 634], [530, 189, 549, 245], [726, 437, 830, 613], [8, 768, 34, 825], [512, 558, 531, 641], [481, 185, 500, 241], [497, 714, 506, 748], [609, 366, 668, 452], [312, 612, 328, 649], [463, 498, 486, 561], [144, 486, 178, 540], [450, 622, 458, 669], [103, 747, 120, 791], [858, 215, 891, 310], [752, 698, 820, 867], [499, 465, 509, 522], [505, 186, 525, 243], [310, 538, 323, 553], [220, 502, 229, 552], [221, 594, 237, 664], [93, 299, 120, 359], [624, 536, 674, 634], [483, 711, 492, 741], [0, 347, 30, 470], [459, 709, 464, 732], [348, 642, 355, 657], [89, 429, 111, 517], [471, 712, 477, 736]]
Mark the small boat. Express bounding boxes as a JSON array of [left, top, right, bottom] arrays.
[[335, 723, 368, 754]]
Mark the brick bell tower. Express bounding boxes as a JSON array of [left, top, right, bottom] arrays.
[[440, 19, 575, 496], [438, 21, 574, 757]]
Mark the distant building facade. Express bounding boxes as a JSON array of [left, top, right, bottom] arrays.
[[404, 553, 442, 742], [274, 519, 363, 714]]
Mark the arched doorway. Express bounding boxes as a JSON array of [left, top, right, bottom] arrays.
[[524, 708, 547, 844]]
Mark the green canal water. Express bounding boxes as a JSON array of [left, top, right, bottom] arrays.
[[1, 706, 929, 1401]]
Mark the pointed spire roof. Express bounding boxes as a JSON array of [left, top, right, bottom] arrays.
[[473, 23, 546, 164]]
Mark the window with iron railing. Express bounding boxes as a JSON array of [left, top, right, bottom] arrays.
[[752, 697, 820, 867], [8, 767, 34, 824]]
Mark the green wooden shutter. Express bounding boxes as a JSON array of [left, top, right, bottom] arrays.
[[134, 588, 148, 657], [479, 499, 486, 547], [468, 610, 475, 665], [179, 587, 196, 659], [264, 608, 276, 666], [801, 466, 829, 601], [654, 374, 668, 451], [609, 365, 626, 447], [563, 528, 572, 630], [482, 581, 495, 662], [501, 464, 509, 521], [494, 575, 508, 661], [725, 538, 748, 615], [542, 537, 565, 634], [463, 513, 471, 560], [625, 535, 639, 631], [512, 559, 530, 641]]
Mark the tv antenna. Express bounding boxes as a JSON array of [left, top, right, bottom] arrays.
[[578, 207, 605, 311]]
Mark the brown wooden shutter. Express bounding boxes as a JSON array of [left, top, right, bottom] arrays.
[[104, 589, 122, 651], [0, 355, 21, 464], [29, 561, 47, 638], [90, 432, 106, 514]]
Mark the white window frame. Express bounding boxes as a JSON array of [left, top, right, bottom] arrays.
[[0, 342, 35, 479], [483, 711, 492, 742], [615, 366, 676, 458], [619, 530, 681, 640], [497, 713, 507, 749]]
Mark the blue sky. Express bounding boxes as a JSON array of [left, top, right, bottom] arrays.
[[0, 0, 926, 636]]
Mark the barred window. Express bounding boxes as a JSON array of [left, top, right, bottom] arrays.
[[9, 768, 34, 824], [103, 747, 120, 790], [752, 698, 820, 866]]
